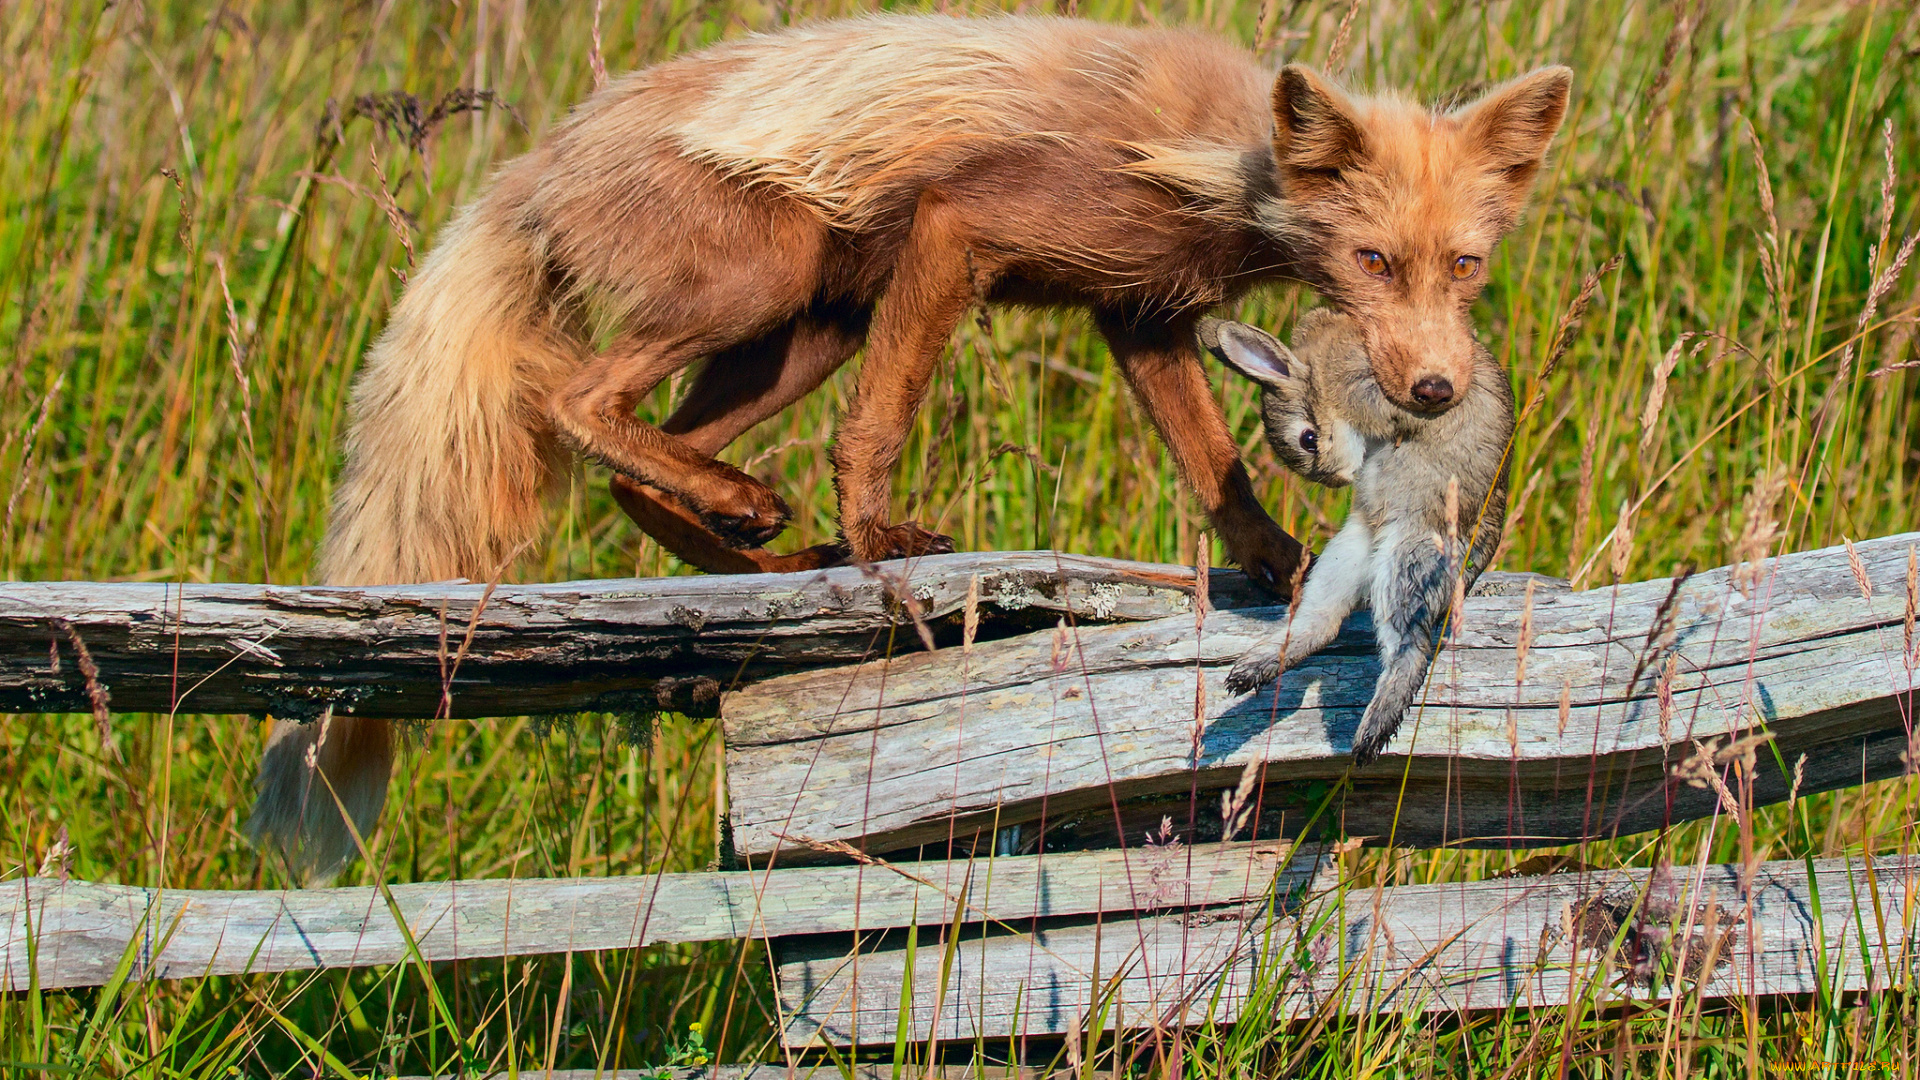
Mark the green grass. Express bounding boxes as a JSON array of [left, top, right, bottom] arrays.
[[2, 0, 1917, 1075]]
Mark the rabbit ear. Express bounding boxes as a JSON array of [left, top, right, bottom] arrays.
[[1203, 320, 1299, 389]]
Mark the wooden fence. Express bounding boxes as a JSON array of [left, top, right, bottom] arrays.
[[3, 534, 1918, 1055]]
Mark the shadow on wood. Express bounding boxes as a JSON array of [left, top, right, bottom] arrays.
[[724, 534, 1920, 862]]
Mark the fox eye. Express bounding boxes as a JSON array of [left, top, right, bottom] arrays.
[[1356, 250, 1391, 278], [1298, 428, 1318, 453], [1452, 255, 1482, 281]]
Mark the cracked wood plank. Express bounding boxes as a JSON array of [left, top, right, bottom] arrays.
[[776, 854, 1920, 1047], [724, 534, 1920, 862], [0, 842, 1320, 991], [0, 551, 1316, 721]]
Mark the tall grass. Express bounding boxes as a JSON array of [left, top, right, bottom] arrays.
[[1, 0, 1916, 1075]]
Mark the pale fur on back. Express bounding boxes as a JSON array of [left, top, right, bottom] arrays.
[[568, 15, 1277, 233]]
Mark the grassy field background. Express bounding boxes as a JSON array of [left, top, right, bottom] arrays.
[[2, 0, 1917, 1075]]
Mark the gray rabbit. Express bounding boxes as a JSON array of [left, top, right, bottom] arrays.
[[1201, 309, 1513, 765]]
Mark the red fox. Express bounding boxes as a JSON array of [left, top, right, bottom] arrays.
[[250, 14, 1570, 883], [1203, 310, 1512, 765]]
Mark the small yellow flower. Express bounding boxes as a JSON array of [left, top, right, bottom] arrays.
[[688, 1021, 703, 1034]]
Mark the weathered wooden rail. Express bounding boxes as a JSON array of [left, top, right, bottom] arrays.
[[0, 552, 1289, 719], [2, 842, 1319, 991], [776, 854, 1920, 1047], [4, 535, 1917, 1057], [725, 534, 1920, 862]]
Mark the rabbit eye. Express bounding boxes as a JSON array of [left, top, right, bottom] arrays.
[[1298, 428, 1318, 452]]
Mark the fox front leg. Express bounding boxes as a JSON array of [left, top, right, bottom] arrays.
[[1226, 519, 1373, 694], [1349, 528, 1456, 766]]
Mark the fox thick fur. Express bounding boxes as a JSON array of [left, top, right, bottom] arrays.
[[262, 14, 1569, 882], [1204, 310, 1513, 765]]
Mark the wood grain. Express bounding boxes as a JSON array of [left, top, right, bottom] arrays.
[[725, 534, 1920, 862], [0, 842, 1321, 991], [777, 854, 1920, 1047], [0, 552, 1358, 721]]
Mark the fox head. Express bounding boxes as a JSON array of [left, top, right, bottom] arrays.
[[1263, 64, 1572, 414]]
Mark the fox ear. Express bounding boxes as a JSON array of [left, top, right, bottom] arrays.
[[1206, 321, 1299, 390], [1454, 66, 1573, 188], [1271, 65, 1368, 180]]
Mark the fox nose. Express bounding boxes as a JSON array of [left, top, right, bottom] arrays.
[[1410, 376, 1455, 408]]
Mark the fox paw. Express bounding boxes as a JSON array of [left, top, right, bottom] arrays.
[[700, 482, 793, 549], [1226, 653, 1283, 695], [1225, 531, 1308, 600], [851, 522, 956, 562]]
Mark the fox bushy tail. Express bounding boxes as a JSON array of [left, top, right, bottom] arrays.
[[249, 198, 575, 885]]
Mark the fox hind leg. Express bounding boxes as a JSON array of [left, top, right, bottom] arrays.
[[664, 307, 870, 454], [612, 311, 870, 574], [548, 333, 797, 549], [611, 478, 846, 573], [1350, 527, 1455, 766]]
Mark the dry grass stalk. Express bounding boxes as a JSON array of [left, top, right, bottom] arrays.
[[1323, 0, 1362, 76], [1515, 578, 1536, 685], [1194, 529, 1210, 617], [1639, 334, 1691, 453], [51, 619, 118, 763], [1642, 0, 1706, 131], [1610, 498, 1634, 583], [1524, 253, 1625, 421], [588, 0, 609, 92], [35, 824, 73, 880], [1731, 470, 1786, 597], [1844, 536, 1873, 600], [1745, 120, 1788, 328], [1906, 544, 1917, 673], [1568, 422, 1599, 581], [3, 371, 63, 544], [1631, 563, 1694, 692], [1819, 120, 1915, 430], [1489, 465, 1542, 570], [367, 143, 417, 281], [1192, 533, 1210, 756], [963, 573, 981, 652], [1219, 758, 1262, 841], [158, 166, 194, 251], [1672, 733, 1772, 820], [1656, 655, 1677, 747]]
